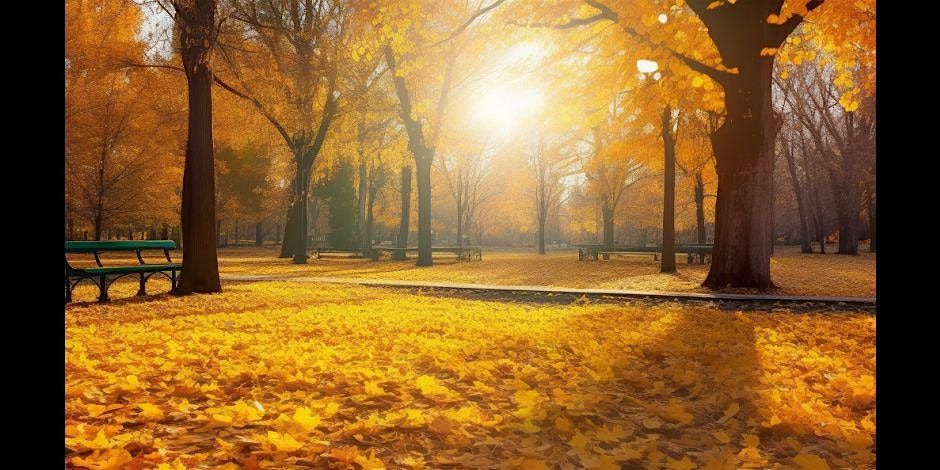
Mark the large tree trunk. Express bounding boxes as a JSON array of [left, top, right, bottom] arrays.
[[686, 0, 825, 288], [867, 195, 875, 252], [702, 49, 780, 289], [357, 160, 369, 253], [280, 200, 297, 257], [602, 203, 615, 246], [292, 161, 310, 264], [415, 158, 433, 266], [175, 0, 221, 295], [396, 166, 412, 260], [694, 173, 707, 245], [783, 138, 813, 253], [255, 221, 263, 246], [601, 202, 614, 260], [661, 106, 677, 273], [366, 183, 377, 254]]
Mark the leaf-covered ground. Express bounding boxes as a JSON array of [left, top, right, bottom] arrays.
[[208, 246, 876, 298], [66, 281, 875, 469]]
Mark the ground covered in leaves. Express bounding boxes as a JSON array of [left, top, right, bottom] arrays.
[[66, 281, 875, 469], [210, 245, 876, 298]]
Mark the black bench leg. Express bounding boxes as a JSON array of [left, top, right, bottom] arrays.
[[688, 253, 694, 264], [65, 279, 72, 304], [171, 270, 178, 291], [137, 273, 147, 296], [98, 275, 109, 303]]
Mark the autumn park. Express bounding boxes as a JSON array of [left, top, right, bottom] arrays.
[[65, 0, 876, 468]]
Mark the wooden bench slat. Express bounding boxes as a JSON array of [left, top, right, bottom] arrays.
[[65, 240, 176, 252]]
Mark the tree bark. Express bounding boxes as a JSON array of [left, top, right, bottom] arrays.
[[292, 160, 310, 263], [456, 201, 464, 250], [827, 168, 860, 255], [255, 221, 263, 246], [694, 173, 707, 245], [537, 217, 546, 255], [661, 106, 677, 273], [396, 166, 412, 260], [867, 195, 875, 252], [601, 202, 614, 260], [357, 159, 369, 253], [94, 214, 103, 241], [385, 46, 435, 267], [175, 0, 221, 295], [783, 137, 813, 253], [415, 157, 433, 266], [702, 59, 776, 288], [279, 201, 297, 257]]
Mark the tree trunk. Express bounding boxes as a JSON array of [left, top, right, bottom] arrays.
[[694, 173, 707, 245], [415, 157, 433, 266], [255, 221, 263, 246], [601, 202, 614, 260], [456, 203, 464, 250], [216, 219, 223, 246], [280, 203, 297, 257], [366, 184, 377, 255], [661, 106, 677, 274], [234, 217, 239, 246], [703, 61, 776, 288], [292, 161, 310, 264], [783, 138, 813, 253], [94, 214, 103, 241], [175, 0, 221, 295], [396, 166, 412, 260], [537, 217, 546, 255], [867, 195, 875, 252], [358, 160, 369, 254], [161, 225, 169, 241], [275, 223, 281, 246], [830, 172, 860, 255]]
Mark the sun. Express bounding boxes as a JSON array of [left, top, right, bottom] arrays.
[[471, 85, 543, 134]]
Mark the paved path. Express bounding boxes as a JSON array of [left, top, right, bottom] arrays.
[[222, 274, 876, 308]]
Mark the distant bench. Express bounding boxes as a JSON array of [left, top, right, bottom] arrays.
[[576, 244, 712, 264], [370, 246, 482, 261], [65, 240, 181, 303], [310, 249, 367, 259]]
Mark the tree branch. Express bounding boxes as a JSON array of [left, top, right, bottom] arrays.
[[431, 0, 507, 47]]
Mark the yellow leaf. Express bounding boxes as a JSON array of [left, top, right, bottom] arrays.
[[69, 449, 133, 470], [138, 403, 165, 420], [569, 431, 589, 449], [292, 407, 321, 432], [711, 430, 731, 444], [365, 381, 386, 397], [666, 456, 697, 470], [718, 402, 739, 423], [743, 433, 760, 448], [267, 431, 303, 452], [794, 453, 831, 470]]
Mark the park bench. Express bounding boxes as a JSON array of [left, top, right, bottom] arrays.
[[577, 244, 712, 264], [311, 248, 367, 260], [371, 246, 483, 261], [65, 240, 181, 303]]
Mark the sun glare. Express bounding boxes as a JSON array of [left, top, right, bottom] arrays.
[[472, 86, 543, 134]]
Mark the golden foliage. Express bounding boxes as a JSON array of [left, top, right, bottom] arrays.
[[67, 280, 873, 468]]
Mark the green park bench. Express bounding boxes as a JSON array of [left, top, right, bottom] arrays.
[[577, 244, 712, 264], [371, 246, 483, 261], [65, 240, 181, 303]]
